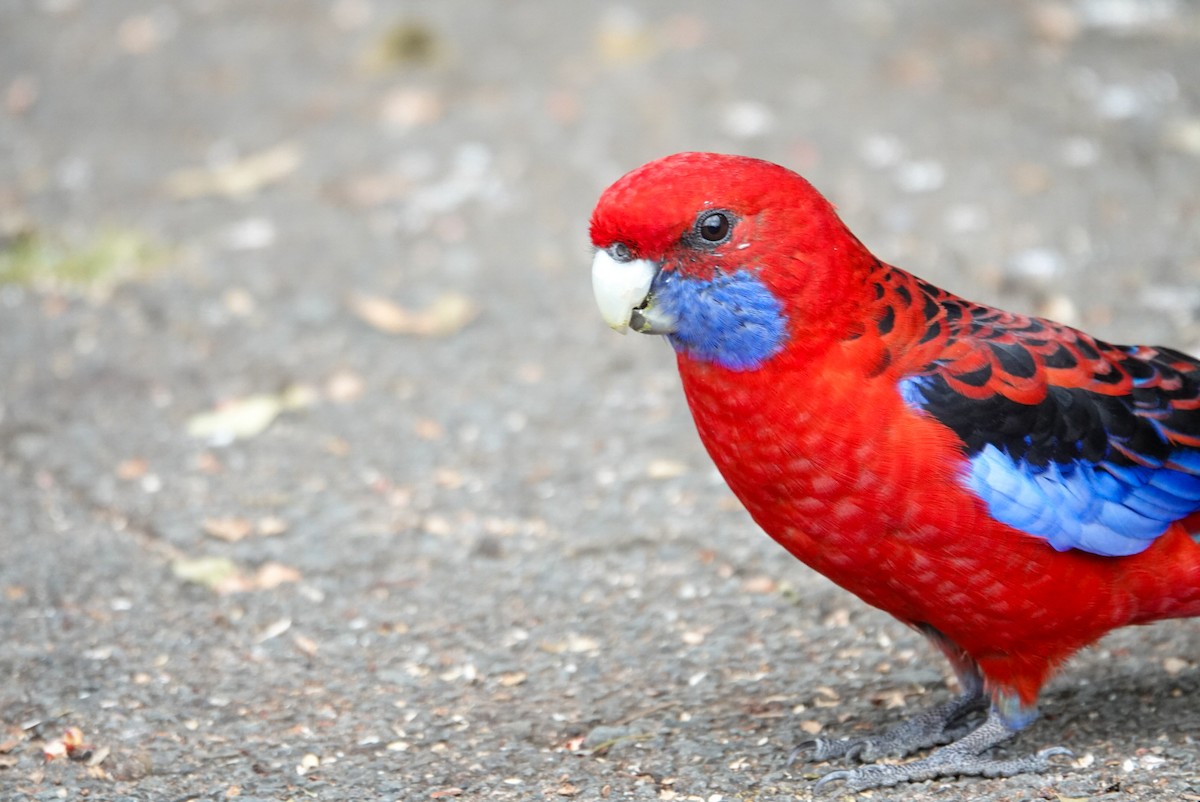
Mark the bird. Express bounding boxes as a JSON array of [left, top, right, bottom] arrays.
[[588, 152, 1200, 791]]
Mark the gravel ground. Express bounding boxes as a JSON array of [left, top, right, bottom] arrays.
[[1, 2, 1199, 800]]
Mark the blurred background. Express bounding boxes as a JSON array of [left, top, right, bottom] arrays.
[[1, 2, 1199, 800]]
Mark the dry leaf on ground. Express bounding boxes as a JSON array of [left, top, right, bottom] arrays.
[[171, 556, 240, 591], [538, 634, 600, 654], [248, 562, 302, 590], [165, 142, 303, 200], [202, 517, 254, 543], [349, 292, 477, 336], [171, 557, 300, 595], [186, 387, 315, 443]]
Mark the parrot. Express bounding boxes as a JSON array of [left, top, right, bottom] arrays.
[[588, 152, 1200, 791]]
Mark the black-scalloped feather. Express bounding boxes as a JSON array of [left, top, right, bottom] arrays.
[[886, 272, 1200, 472], [882, 272, 1200, 555]]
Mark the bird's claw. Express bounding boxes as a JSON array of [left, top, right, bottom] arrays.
[[812, 768, 856, 793], [792, 689, 990, 769], [785, 741, 812, 767], [809, 742, 1074, 792], [788, 737, 865, 765], [1037, 745, 1074, 762], [797, 708, 1074, 791], [843, 741, 867, 762]]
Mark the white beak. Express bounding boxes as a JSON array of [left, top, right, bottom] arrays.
[[591, 249, 658, 333]]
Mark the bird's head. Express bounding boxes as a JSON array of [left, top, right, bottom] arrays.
[[590, 152, 876, 371]]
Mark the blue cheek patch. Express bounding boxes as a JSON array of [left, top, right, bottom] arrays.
[[653, 268, 789, 371]]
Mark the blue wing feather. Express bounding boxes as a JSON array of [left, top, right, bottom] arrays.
[[894, 289, 1200, 557], [958, 444, 1195, 556]]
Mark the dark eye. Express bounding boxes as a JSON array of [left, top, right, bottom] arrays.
[[696, 211, 732, 243], [608, 242, 632, 262]]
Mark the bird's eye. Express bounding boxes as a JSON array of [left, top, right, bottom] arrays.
[[696, 211, 732, 244], [608, 242, 633, 262]]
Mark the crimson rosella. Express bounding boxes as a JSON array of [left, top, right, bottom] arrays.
[[589, 152, 1200, 791]]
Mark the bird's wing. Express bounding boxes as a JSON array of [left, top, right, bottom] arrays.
[[899, 293, 1200, 556]]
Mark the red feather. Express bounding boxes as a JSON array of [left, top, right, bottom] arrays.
[[591, 152, 1200, 712]]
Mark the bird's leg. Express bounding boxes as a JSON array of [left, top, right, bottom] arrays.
[[795, 680, 986, 763], [812, 699, 1072, 792], [789, 628, 1072, 790], [792, 625, 987, 762]]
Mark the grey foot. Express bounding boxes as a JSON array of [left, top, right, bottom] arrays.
[[791, 688, 987, 763], [812, 709, 1072, 792]]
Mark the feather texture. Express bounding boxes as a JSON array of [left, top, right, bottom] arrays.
[[880, 271, 1200, 556], [589, 151, 1200, 718]]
